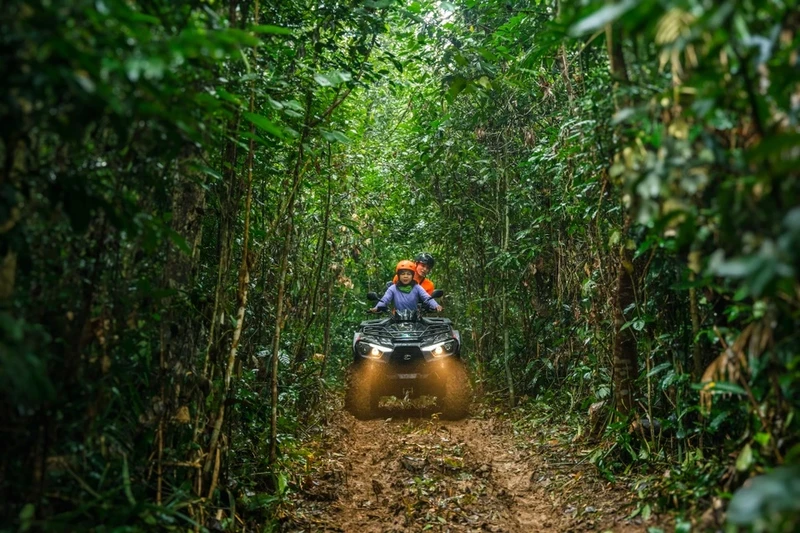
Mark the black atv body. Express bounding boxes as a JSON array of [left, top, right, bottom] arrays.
[[345, 291, 471, 420]]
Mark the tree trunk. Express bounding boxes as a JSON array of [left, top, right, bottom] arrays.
[[500, 165, 515, 408], [606, 21, 637, 417], [688, 251, 703, 380], [612, 250, 636, 414], [269, 218, 292, 464], [319, 272, 333, 382]]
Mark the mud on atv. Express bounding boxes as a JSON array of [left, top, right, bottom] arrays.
[[345, 290, 471, 420]]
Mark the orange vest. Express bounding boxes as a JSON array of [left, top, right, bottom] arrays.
[[392, 273, 435, 295]]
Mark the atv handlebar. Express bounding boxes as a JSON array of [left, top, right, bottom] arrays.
[[366, 288, 444, 314]]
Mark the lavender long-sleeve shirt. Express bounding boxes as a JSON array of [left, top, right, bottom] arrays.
[[375, 283, 439, 312]]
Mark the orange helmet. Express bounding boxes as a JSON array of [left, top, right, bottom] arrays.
[[395, 260, 416, 274]]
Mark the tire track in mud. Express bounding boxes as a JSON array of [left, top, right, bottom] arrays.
[[287, 407, 659, 532]]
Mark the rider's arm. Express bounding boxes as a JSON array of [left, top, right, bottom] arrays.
[[415, 285, 439, 311], [374, 285, 395, 310]]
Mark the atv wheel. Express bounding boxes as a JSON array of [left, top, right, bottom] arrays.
[[345, 364, 379, 419], [440, 360, 471, 420]]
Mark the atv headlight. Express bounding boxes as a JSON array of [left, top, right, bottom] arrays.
[[422, 339, 457, 358], [357, 341, 392, 359]]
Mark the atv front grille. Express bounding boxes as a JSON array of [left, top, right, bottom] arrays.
[[389, 346, 425, 366]]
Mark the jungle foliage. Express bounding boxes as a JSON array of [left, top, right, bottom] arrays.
[[1, 0, 798, 531]]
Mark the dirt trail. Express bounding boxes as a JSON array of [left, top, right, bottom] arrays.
[[287, 404, 662, 532]]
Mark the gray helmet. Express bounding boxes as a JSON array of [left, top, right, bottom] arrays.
[[414, 252, 435, 268]]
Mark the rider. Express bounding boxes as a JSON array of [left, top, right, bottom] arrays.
[[392, 252, 436, 296], [373, 260, 442, 313]]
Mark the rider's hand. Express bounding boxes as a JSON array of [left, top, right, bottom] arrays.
[[435, 305, 443, 312], [369, 307, 378, 313]]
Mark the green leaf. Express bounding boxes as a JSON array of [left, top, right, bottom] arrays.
[[710, 381, 747, 395], [620, 317, 645, 331], [282, 100, 305, 112], [277, 472, 288, 495], [784, 206, 800, 230], [641, 503, 652, 521], [728, 466, 800, 525], [447, 76, 468, 102], [215, 88, 244, 106], [242, 112, 284, 138], [19, 503, 35, 532], [240, 131, 272, 147], [671, 276, 711, 290], [711, 256, 758, 278], [314, 71, 352, 87], [612, 107, 639, 125], [73, 71, 96, 93], [569, 0, 637, 37], [320, 130, 351, 144], [167, 229, 192, 255], [736, 443, 753, 472], [250, 24, 293, 35], [785, 443, 800, 463], [754, 432, 771, 447], [709, 411, 729, 432], [191, 164, 223, 182], [646, 362, 672, 378], [692, 380, 747, 395]]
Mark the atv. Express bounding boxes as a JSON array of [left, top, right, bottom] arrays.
[[344, 289, 471, 420]]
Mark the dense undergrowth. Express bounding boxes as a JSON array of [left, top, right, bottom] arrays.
[[2, 0, 799, 531]]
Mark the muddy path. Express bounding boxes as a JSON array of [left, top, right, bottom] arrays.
[[285, 403, 667, 532]]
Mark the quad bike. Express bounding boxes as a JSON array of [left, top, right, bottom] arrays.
[[344, 289, 471, 420]]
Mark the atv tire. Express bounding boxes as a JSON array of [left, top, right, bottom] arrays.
[[345, 364, 379, 420], [440, 360, 471, 420]]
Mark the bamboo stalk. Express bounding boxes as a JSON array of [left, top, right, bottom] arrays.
[[269, 219, 292, 464], [207, 447, 221, 500], [204, 0, 259, 478], [157, 420, 163, 505]]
